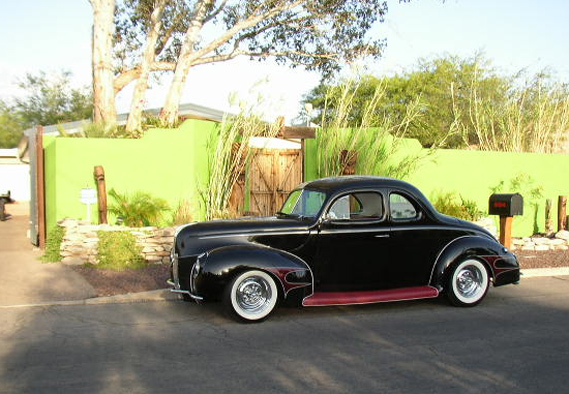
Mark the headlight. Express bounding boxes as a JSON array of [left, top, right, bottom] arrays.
[[195, 252, 208, 272], [190, 252, 207, 293]]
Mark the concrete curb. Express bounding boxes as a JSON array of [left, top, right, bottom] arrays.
[[0, 289, 177, 309], [522, 267, 569, 278], [85, 289, 177, 304]]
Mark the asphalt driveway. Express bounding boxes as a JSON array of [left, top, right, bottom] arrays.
[[0, 202, 96, 306]]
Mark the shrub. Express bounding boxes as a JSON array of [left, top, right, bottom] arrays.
[[432, 191, 483, 221], [95, 231, 145, 271], [42, 225, 65, 262], [57, 121, 133, 139], [171, 199, 194, 225], [108, 188, 170, 227]]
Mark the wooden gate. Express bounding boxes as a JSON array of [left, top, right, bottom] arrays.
[[248, 148, 303, 216]]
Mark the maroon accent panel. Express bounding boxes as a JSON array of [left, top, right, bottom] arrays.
[[265, 267, 311, 294], [303, 286, 439, 307], [480, 255, 518, 278]]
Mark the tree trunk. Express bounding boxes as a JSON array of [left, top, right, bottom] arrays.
[[125, 0, 167, 134], [160, 57, 193, 126], [90, 0, 117, 124], [160, 0, 213, 126]]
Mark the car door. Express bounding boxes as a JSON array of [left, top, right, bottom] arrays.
[[314, 191, 391, 292], [387, 189, 464, 288]]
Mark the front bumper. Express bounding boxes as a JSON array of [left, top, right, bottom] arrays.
[[169, 250, 203, 301], [166, 279, 204, 301]]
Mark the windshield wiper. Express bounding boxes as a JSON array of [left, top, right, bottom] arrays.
[[276, 211, 311, 221]]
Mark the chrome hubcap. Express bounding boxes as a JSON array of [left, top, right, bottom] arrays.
[[236, 276, 272, 313], [456, 266, 484, 298]]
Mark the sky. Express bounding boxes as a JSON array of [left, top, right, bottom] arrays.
[[0, 0, 568, 123]]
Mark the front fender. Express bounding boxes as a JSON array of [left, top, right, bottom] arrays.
[[194, 245, 313, 303], [430, 236, 519, 290]]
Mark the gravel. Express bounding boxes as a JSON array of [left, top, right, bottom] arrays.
[[515, 249, 569, 269], [72, 264, 170, 297]]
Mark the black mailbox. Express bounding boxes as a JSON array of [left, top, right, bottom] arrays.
[[488, 193, 524, 216]]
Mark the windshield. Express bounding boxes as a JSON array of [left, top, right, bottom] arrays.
[[279, 189, 326, 218]]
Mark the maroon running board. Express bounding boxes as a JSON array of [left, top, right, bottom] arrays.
[[302, 286, 439, 307]]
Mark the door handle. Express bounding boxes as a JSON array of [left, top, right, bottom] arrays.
[[374, 234, 390, 238]]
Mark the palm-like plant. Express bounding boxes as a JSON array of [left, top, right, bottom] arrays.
[[108, 188, 169, 227]]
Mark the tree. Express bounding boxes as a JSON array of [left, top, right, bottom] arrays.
[[0, 71, 93, 148], [91, 0, 390, 131], [0, 101, 24, 148], [305, 54, 508, 148], [14, 71, 93, 126], [90, 0, 117, 124], [124, 0, 167, 133]]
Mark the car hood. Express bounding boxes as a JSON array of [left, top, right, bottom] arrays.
[[176, 216, 313, 240]]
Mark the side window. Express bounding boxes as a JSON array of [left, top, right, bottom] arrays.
[[389, 193, 418, 220], [327, 192, 383, 221], [328, 195, 351, 219]]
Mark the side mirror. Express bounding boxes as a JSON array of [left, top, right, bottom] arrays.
[[319, 213, 332, 224]]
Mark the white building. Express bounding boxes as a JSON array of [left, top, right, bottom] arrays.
[[0, 147, 30, 201]]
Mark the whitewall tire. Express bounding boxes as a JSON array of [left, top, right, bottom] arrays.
[[447, 259, 489, 307], [224, 270, 279, 322]]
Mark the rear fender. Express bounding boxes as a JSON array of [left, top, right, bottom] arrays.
[[430, 236, 510, 290]]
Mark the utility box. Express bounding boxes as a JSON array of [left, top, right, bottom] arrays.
[[489, 193, 524, 217]]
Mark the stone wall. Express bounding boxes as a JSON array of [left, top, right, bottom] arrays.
[[59, 219, 175, 265], [469, 218, 569, 251], [474, 217, 569, 251], [511, 231, 569, 251]]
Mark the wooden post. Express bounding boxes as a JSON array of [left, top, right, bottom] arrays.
[[499, 216, 513, 249], [94, 166, 108, 224], [558, 196, 567, 231], [340, 150, 358, 175], [36, 126, 46, 249], [545, 199, 554, 234], [300, 139, 305, 182]]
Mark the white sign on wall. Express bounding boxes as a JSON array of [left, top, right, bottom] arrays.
[[80, 188, 97, 222], [80, 188, 97, 204]]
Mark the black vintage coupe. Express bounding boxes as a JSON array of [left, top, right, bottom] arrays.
[[169, 176, 520, 322]]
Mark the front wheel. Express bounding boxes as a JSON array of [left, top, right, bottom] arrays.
[[446, 259, 489, 307], [224, 270, 279, 322]]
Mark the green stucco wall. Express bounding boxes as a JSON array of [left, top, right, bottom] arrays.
[[305, 135, 569, 237], [45, 120, 569, 238], [406, 148, 569, 237], [44, 119, 218, 232]]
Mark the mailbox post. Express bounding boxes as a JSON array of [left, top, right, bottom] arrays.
[[488, 193, 524, 249]]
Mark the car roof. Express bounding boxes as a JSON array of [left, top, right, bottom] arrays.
[[300, 176, 438, 216], [301, 176, 418, 194]]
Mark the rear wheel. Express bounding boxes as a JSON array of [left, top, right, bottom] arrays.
[[224, 270, 278, 322], [447, 259, 489, 307]]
